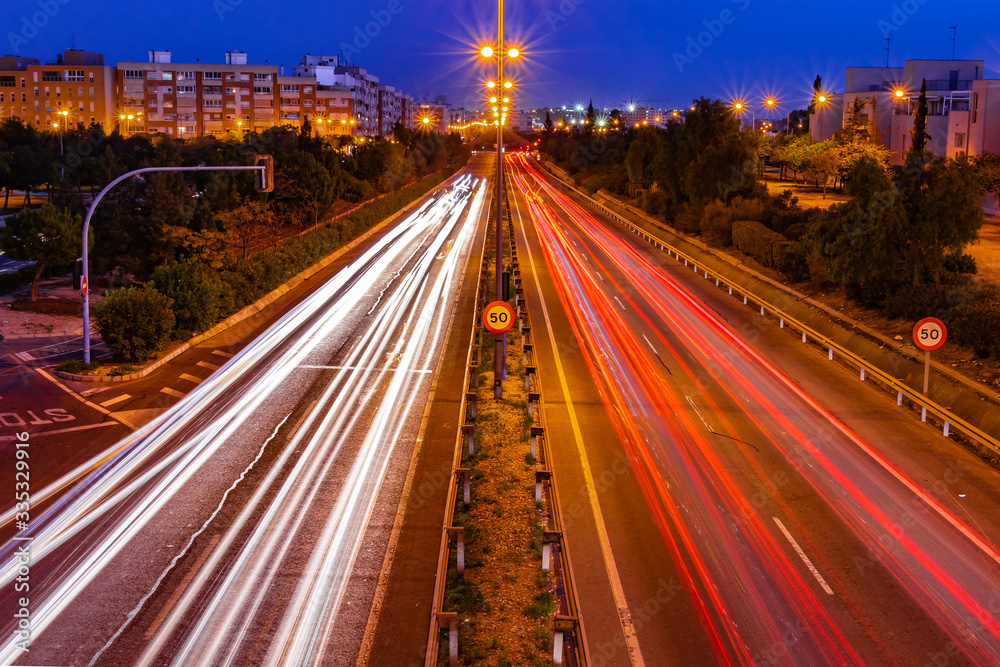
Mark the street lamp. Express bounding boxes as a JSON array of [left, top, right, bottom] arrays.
[[731, 99, 755, 131], [478, 3, 520, 399], [765, 97, 792, 136]]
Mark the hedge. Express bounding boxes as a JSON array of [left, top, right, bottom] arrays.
[[732, 219, 791, 270]]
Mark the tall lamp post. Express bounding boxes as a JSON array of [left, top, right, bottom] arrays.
[[765, 97, 792, 136], [731, 100, 755, 132], [479, 2, 519, 399]]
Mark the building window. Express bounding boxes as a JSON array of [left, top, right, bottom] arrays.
[[204, 72, 222, 80], [253, 73, 271, 81], [89, 73, 94, 83], [178, 85, 194, 94], [124, 70, 142, 79], [955, 133, 966, 148], [21, 93, 26, 102], [254, 86, 271, 95], [973, 92, 979, 124], [178, 71, 195, 81], [20, 78, 25, 88], [89, 87, 94, 98], [241, 74, 250, 81], [67, 70, 85, 82], [44, 87, 49, 97]]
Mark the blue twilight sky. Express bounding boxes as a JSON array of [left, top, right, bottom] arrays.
[[5, 0, 1000, 113]]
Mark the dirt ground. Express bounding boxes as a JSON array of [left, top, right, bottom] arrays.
[[761, 171, 852, 210], [967, 213, 1000, 282], [0, 278, 100, 337]]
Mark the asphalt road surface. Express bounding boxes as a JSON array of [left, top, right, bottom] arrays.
[[507, 154, 1000, 667], [0, 156, 491, 667]]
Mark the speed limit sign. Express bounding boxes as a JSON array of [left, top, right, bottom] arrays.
[[913, 317, 947, 351], [483, 301, 515, 334]]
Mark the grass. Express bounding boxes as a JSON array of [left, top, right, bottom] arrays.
[[55, 359, 101, 374], [526, 592, 554, 619]]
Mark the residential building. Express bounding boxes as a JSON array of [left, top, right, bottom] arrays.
[[841, 59, 999, 164], [117, 50, 283, 137], [0, 49, 116, 131], [293, 55, 382, 136]]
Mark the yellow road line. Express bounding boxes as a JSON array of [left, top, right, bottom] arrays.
[[510, 166, 646, 667]]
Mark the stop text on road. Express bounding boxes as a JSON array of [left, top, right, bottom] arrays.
[[913, 317, 947, 352], [483, 301, 515, 334]]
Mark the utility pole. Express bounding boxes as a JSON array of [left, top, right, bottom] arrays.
[[885, 37, 891, 68], [950, 26, 958, 60]]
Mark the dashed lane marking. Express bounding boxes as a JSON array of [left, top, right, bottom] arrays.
[[196, 361, 219, 371], [179, 373, 202, 383], [773, 516, 834, 595], [160, 387, 186, 399]]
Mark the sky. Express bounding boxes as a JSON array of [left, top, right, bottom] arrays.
[[6, 0, 1000, 114]]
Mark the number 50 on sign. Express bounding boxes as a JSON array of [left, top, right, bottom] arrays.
[[483, 301, 515, 334]]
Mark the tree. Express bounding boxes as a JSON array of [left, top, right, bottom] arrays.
[[543, 111, 554, 135], [807, 75, 823, 115], [585, 101, 597, 133], [216, 198, 277, 258], [912, 79, 930, 154], [0, 205, 83, 300], [272, 150, 335, 227]]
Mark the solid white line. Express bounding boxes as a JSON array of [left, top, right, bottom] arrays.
[[0, 421, 119, 442], [196, 361, 220, 371], [160, 387, 186, 399], [99, 394, 131, 408], [773, 517, 834, 595], [512, 172, 646, 666]]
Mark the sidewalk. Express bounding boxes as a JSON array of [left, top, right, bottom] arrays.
[[0, 278, 99, 339]]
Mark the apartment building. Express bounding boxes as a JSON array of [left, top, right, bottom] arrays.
[[0, 49, 116, 131], [292, 55, 392, 136], [839, 59, 1000, 164]]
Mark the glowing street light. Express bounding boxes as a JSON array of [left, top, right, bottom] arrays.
[[507, 47, 519, 58], [480, 46, 494, 58]]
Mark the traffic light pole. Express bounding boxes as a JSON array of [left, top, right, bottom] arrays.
[[81, 164, 266, 364], [494, 0, 505, 399]]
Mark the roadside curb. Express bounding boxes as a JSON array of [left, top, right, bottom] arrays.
[[54, 168, 464, 384]]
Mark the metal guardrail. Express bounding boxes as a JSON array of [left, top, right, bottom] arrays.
[[425, 174, 589, 666], [538, 161, 1000, 458]]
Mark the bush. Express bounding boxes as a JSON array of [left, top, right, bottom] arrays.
[[778, 240, 811, 282], [95, 287, 175, 363], [148, 259, 224, 335], [950, 284, 1000, 358], [732, 219, 791, 270]]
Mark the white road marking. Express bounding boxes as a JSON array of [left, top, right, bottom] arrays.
[[211, 350, 234, 359], [0, 421, 118, 441], [685, 396, 715, 434], [641, 333, 658, 355], [298, 365, 432, 373], [511, 176, 646, 666], [196, 361, 219, 371], [160, 387, 186, 399], [99, 394, 131, 408], [179, 373, 202, 384], [80, 387, 110, 397], [773, 517, 834, 595], [614, 296, 627, 311], [14, 352, 34, 361]]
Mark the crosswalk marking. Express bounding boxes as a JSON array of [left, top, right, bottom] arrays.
[[179, 373, 202, 383], [160, 387, 186, 399], [99, 394, 131, 408], [197, 361, 220, 371], [212, 350, 234, 359]]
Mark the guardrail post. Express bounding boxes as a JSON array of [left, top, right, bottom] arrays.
[[728, 285, 733, 295], [705, 270, 709, 279], [743, 295, 748, 305], [457, 468, 471, 507], [760, 305, 765, 316], [553, 616, 577, 666], [525, 365, 536, 391], [469, 363, 479, 390], [828, 348, 833, 360], [448, 527, 466, 575], [922, 407, 928, 422], [529, 424, 544, 457], [779, 318, 784, 328], [535, 470, 552, 504], [465, 392, 477, 421], [462, 424, 475, 458], [684, 258, 688, 267], [523, 343, 533, 366], [541, 528, 559, 571], [716, 278, 720, 286], [802, 331, 807, 343], [520, 324, 531, 343], [860, 368, 865, 381], [436, 612, 459, 667], [944, 421, 950, 436], [897, 391, 903, 406], [527, 393, 540, 420]]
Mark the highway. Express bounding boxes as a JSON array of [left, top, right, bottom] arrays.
[[507, 154, 1000, 666], [0, 157, 491, 666]]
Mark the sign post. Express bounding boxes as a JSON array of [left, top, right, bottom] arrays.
[[913, 317, 947, 395], [484, 301, 515, 386]]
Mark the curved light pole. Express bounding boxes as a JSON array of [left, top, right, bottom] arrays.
[[82, 164, 266, 364], [765, 97, 792, 136], [480, 4, 519, 399]]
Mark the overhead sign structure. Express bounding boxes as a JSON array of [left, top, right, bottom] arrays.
[[913, 317, 947, 397], [483, 301, 515, 334], [913, 317, 947, 351]]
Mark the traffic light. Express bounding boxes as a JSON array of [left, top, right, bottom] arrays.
[[253, 154, 274, 193]]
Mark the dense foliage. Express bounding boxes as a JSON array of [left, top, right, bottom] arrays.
[[94, 286, 175, 363]]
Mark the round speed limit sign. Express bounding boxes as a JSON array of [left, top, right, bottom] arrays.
[[483, 301, 515, 334], [913, 317, 947, 351]]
